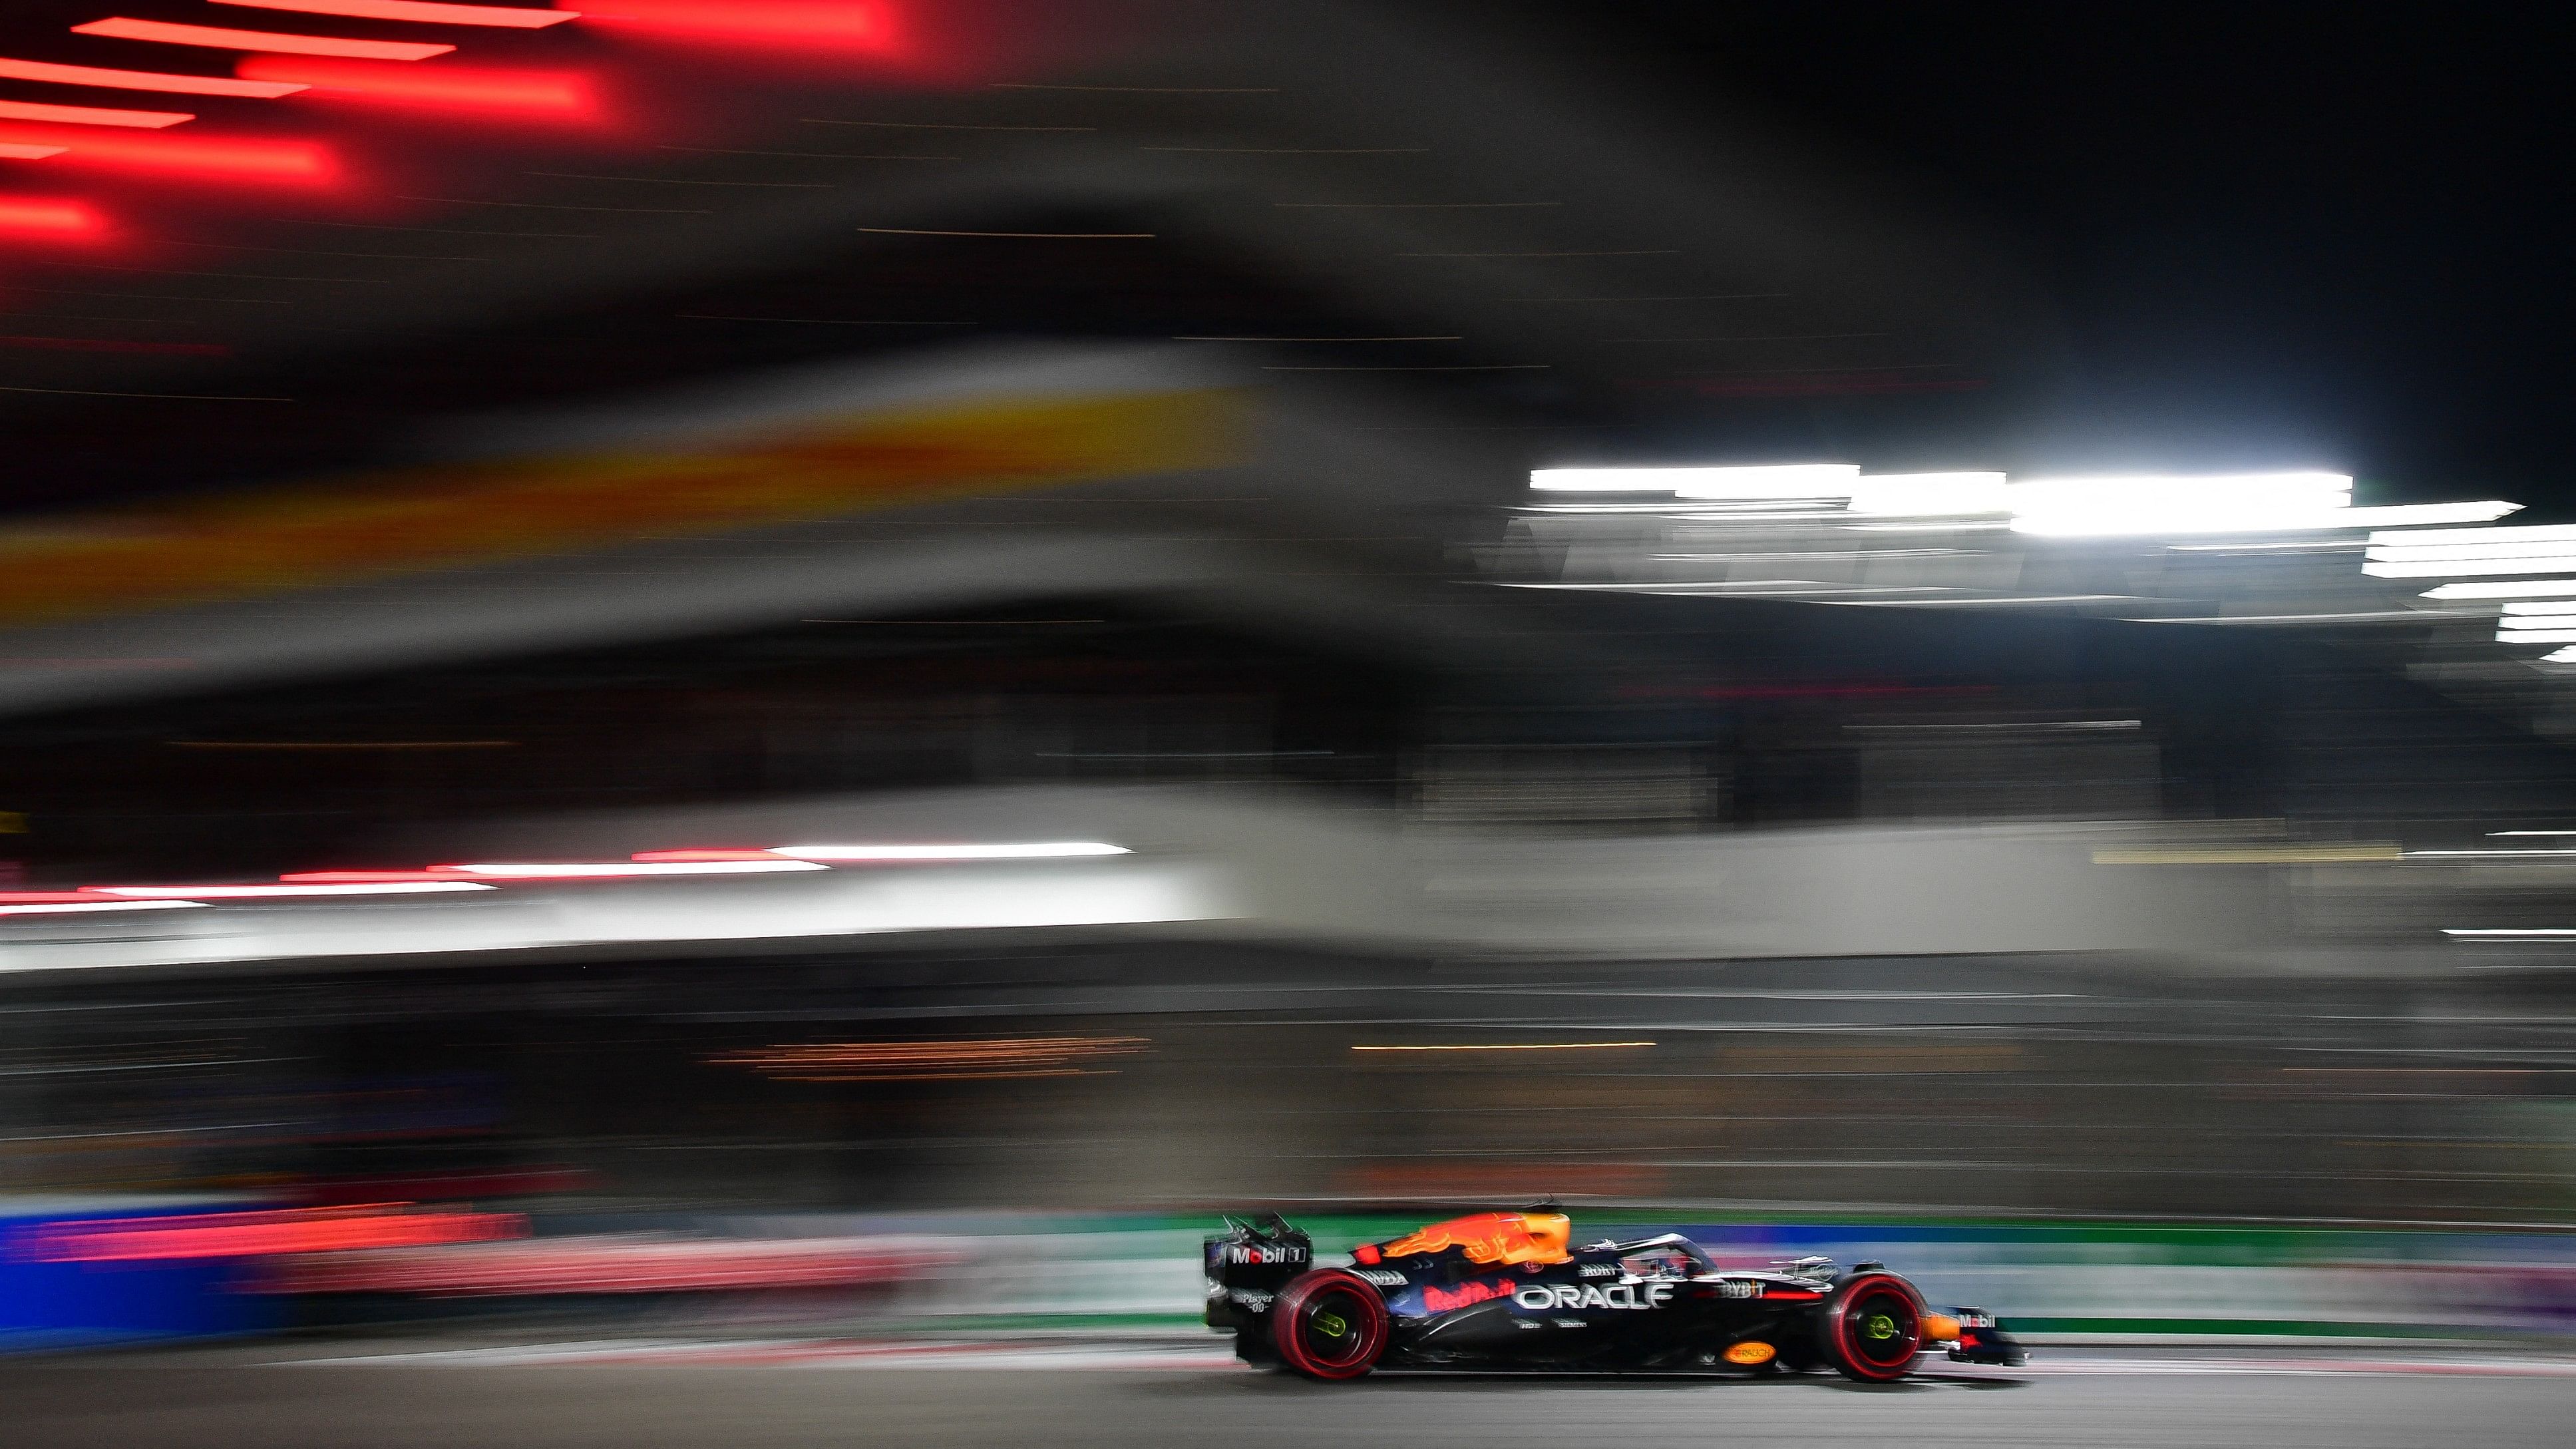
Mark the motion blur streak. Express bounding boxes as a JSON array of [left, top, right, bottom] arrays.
[[1348, 1042, 1658, 1052], [431, 859, 827, 877], [0, 55, 307, 97], [769, 842, 1132, 861], [210, 0, 578, 27], [69, 18, 458, 62], [0, 197, 104, 236], [2368, 555, 2576, 578], [237, 58, 600, 118], [568, 0, 896, 54], [0, 126, 337, 183], [88, 881, 495, 897], [262, 1234, 953, 1295], [0, 99, 190, 128], [1531, 463, 1860, 494], [710, 1036, 1151, 1080], [16, 1203, 526, 1260], [0, 898, 202, 915], [0, 143, 68, 160], [274, 871, 460, 883], [0, 5, 2570, 1432]]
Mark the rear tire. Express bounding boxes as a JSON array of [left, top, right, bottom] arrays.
[[1270, 1269, 1389, 1380], [1817, 1272, 1925, 1382]]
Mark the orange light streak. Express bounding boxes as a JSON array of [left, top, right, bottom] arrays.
[[711, 1037, 1150, 1080], [0, 99, 192, 128], [73, 17, 457, 61], [212, 0, 576, 26], [0, 55, 306, 97]]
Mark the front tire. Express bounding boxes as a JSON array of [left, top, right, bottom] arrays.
[[1270, 1269, 1389, 1380], [1817, 1272, 1925, 1382]]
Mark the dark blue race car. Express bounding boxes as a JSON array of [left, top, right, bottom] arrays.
[[1206, 1209, 2027, 1381]]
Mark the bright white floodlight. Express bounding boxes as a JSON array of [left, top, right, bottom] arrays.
[[2366, 555, 2576, 579], [769, 842, 1132, 862], [1529, 465, 1859, 498], [1845, 473, 2010, 517], [2421, 580, 2576, 600], [2007, 473, 2356, 536], [2372, 523, 2576, 548]]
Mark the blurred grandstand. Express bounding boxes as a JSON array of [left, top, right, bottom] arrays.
[[1, 3, 2573, 1354]]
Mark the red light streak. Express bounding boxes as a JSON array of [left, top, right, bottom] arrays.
[[427, 859, 825, 878], [266, 1235, 952, 1295], [0, 56, 307, 97], [568, 1, 893, 54], [276, 871, 454, 883], [72, 17, 458, 61], [0, 99, 192, 128], [0, 198, 105, 238], [0, 143, 68, 159], [239, 57, 600, 118], [212, 0, 577, 26], [19, 1203, 527, 1261], [0, 891, 110, 903], [0, 124, 337, 184], [90, 881, 493, 897]]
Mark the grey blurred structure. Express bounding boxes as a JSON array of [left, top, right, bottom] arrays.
[[2, 1, 2573, 1253]]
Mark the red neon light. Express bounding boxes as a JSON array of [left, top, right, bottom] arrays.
[[72, 17, 458, 61], [0, 198, 106, 240], [0, 124, 336, 184], [212, 0, 577, 26], [567, 1, 892, 53], [0, 891, 112, 903], [0, 56, 305, 97], [0, 99, 192, 128], [238, 56, 598, 117]]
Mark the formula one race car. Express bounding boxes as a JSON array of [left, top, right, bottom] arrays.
[[1206, 1209, 2026, 1381]]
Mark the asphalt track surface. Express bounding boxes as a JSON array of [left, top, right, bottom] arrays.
[[7, 1341, 2571, 1449]]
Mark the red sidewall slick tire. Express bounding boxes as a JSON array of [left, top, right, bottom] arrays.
[[1820, 1272, 1927, 1382], [1271, 1269, 1390, 1380]]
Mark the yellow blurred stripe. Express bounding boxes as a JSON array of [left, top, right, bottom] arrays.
[[0, 388, 1246, 628]]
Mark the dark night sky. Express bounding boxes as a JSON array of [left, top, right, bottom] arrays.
[[1600, 3, 2573, 507]]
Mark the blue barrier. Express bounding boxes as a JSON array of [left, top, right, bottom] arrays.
[[1, 1200, 283, 1352]]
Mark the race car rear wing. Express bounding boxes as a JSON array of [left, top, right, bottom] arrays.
[[1204, 1213, 1312, 1331]]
